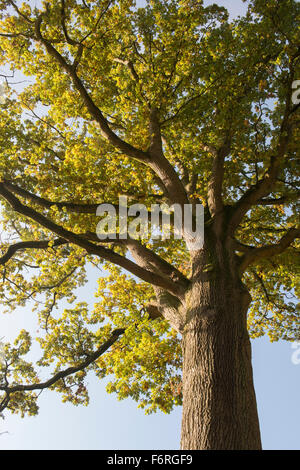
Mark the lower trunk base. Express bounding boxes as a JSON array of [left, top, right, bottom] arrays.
[[180, 283, 262, 450]]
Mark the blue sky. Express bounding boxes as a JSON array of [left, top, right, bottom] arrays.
[[0, 0, 300, 450]]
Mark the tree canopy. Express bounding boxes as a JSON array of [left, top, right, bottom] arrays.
[[0, 0, 299, 420]]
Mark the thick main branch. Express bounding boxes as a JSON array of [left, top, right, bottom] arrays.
[[239, 227, 300, 272], [0, 183, 184, 296]]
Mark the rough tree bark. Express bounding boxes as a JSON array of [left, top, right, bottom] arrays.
[[180, 235, 262, 450]]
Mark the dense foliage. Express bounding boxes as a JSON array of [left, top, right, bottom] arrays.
[[0, 0, 299, 419]]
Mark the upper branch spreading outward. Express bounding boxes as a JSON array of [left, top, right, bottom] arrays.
[[0, 238, 67, 265], [33, 13, 189, 207], [207, 137, 232, 217], [197, 135, 234, 239], [0, 182, 187, 298], [34, 15, 150, 165], [238, 227, 300, 273], [2, 179, 115, 214], [0, 328, 125, 413], [147, 108, 189, 206], [256, 192, 300, 205], [228, 78, 298, 235]]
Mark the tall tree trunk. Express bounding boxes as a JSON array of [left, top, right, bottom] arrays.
[[180, 274, 262, 450]]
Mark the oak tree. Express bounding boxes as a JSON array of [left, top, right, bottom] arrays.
[[0, 0, 299, 449]]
